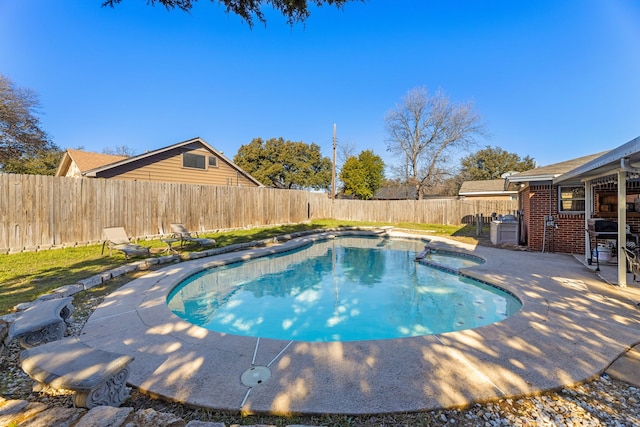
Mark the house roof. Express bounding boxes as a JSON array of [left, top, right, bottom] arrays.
[[56, 149, 128, 176], [77, 137, 263, 187], [373, 185, 418, 200], [458, 179, 517, 196], [554, 136, 640, 185], [506, 151, 609, 185]]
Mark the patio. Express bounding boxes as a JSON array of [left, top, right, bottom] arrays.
[[78, 231, 640, 415]]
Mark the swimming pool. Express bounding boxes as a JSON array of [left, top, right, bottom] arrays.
[[167, 236, 521, 342]]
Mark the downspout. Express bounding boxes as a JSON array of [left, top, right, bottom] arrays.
[[542, 211, 546, 252], [549, 182, 554, 253], [542, 182, 552, 253]]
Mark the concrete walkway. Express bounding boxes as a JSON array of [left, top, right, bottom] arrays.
[[79, 231, 640, 415], [579, 254, 640, 388]]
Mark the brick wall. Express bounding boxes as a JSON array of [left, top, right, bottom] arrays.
[[526, 184, 550, 252], [522, 183, 640, 254], [523, 183, 585, 254], [554, 214, 586, 254]]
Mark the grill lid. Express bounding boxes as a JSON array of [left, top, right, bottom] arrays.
[[588, 219, 617, 232]]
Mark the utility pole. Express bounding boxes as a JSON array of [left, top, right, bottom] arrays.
[[332, 123, 336, 200]]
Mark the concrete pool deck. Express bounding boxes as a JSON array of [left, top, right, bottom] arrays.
[[79, 231, 640, 415]]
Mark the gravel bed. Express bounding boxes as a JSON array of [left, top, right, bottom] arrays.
[[2, 284, 640, 426]]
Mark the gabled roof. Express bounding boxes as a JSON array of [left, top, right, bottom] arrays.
[[458, 179, 517, 196], [71, 137, 263, 187], [56, 149, 127, 176], [506, 151, 609, 185]]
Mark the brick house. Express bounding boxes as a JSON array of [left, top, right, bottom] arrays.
[[505, 136, 640, 284], [505, 152, 607, 254]]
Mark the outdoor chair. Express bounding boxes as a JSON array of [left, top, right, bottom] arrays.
[[101, 226, 151, 259], [623, 247, 640, 282], [170, 223, 217, 248]]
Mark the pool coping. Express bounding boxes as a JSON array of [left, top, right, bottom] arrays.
[[80, 230, 640, 415]]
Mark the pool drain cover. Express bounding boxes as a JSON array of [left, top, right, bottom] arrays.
[[241, 366, 271, 386]]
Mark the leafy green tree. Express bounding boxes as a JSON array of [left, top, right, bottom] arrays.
[[339, 150, 384, 199], [234, 137, 331, 190], [0, 74, 60, 174], [103, 0, 362, 27], [385, 86, 486, 199], [460, 146, 535, 181], [2, 148, 64, 175]]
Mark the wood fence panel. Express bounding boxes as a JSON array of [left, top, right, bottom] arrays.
[[0, 175, 11, 248], [9, 174, 21, 249], [35, 175, 48, 247], [264, 187, 275, 225], [156, 184, 168, 235], [201, 184, 214, 231], [189, 184, 203, 232], [68, 178, 81, 244], [23, 174, 35, 249], [265, 188, 276, 225], [51, 175, 65, 246]]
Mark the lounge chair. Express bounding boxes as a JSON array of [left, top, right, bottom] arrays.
[[623, 247, 640, 282], [170, 223, 217, 248], [102, 226, 151, 259]]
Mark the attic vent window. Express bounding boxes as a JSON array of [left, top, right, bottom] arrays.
[[183, 153, 206, 170], [208, 156, 218, 167]]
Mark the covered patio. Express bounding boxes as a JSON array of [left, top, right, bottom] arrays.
[[555, 136, 640, 287]]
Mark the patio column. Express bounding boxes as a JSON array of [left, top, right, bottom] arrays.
[[584, 179, 592, 265], [618, 169, 627, 287]]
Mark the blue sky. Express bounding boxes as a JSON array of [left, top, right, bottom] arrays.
[[1, 0, 639, 173]]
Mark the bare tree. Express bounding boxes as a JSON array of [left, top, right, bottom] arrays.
[[336, 140, 356, 168], [102, 145, 136, 157], [385, 86, 486, 199], [0, 74, 57, 172]]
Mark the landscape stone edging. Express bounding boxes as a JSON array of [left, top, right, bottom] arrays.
[[1, 397, 313, 426]]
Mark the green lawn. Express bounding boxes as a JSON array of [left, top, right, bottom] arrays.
[[0, 220, 487, 315]]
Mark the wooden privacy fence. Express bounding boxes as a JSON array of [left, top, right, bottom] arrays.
[[331, 198, 518, 225], [0, 173, 518, 251], [0, 174, 331, 251]]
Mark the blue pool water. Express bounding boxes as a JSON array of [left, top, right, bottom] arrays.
[[420, 250, 484, 270], [167, 236, 521, 342]]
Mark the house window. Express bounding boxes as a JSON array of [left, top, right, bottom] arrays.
[[183, 153, 206, 170], [208, 156, 218, 167], [559, 185, 585, 212]]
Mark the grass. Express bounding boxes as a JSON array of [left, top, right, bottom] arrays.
[[0, 220, 489, 315]]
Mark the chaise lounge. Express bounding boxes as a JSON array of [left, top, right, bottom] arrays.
[[170, 223, 217, 248], [623, 247, 640, 282], [101, 226, 151, 259]]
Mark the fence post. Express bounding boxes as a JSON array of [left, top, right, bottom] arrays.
[[480, 214, 486, 236]]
